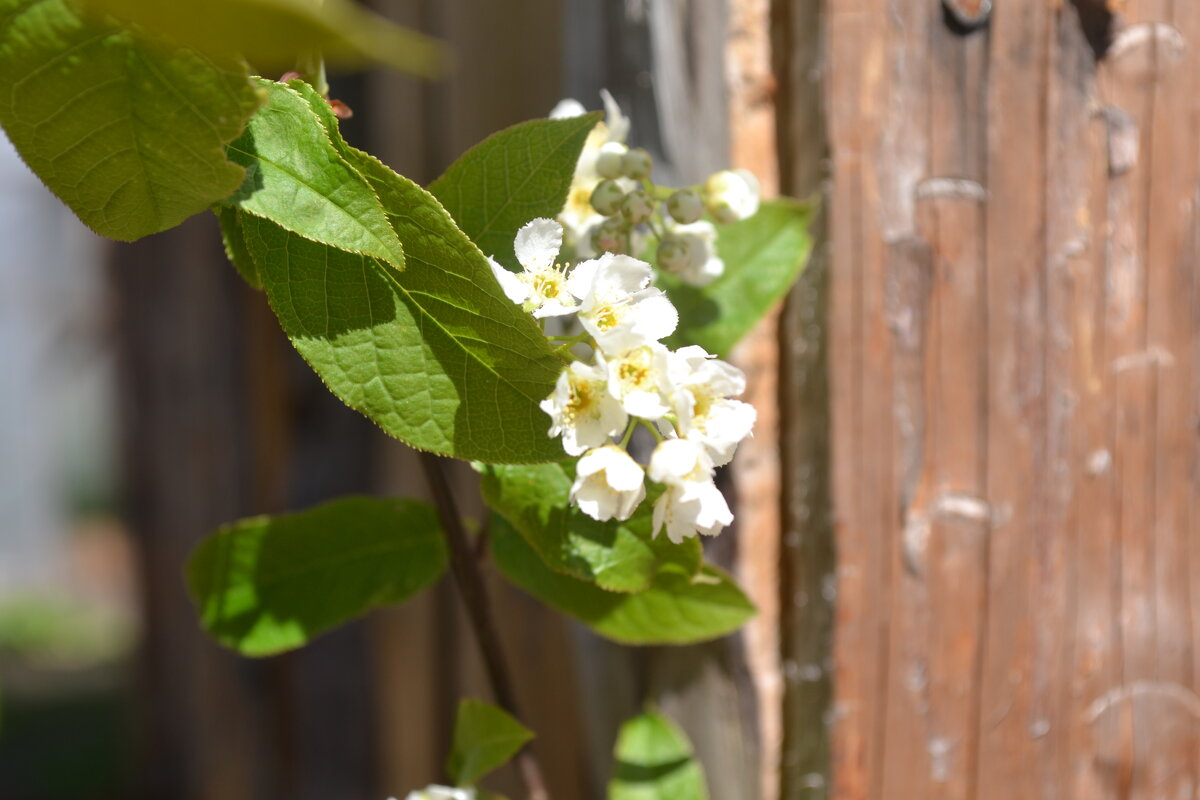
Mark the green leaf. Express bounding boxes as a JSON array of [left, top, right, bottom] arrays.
[[242, 80, 564, 463], [0, 0, 262, 240], [78, 0, 443, 76], [446, 699, 535, 788], [662, 198, 814, 357], [429, 113, 602, 271], [608, 711, 708, 800], [481, 462, 701, 594], [241, 210, 565, 465], [490, 515, 754, 645], [223, 79, 406, 272], [187, 496, 446, 657], [216, 206, 260, 289]]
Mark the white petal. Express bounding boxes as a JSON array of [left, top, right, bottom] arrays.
[[597, 254, 653, 296], [488, 257, 529, 305], [565, 254, 608, 301], [514, 218, 563, 268], [627, 291, 679, 341], [600, 88, 630, 143], [649, 438, 702, 484], [550, 98, 587, 119]]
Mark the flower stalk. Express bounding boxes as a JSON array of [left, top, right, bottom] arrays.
[[417, 452, 549, 800]]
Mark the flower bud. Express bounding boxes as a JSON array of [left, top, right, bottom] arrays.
[[590, 179, 626, 216], [657, 236, 691, 275], [621, 148, 653, 180], [666, 188, 704, 224], [620, 186, 655, 225], [704, 169, 760, 224], [591, 217, 630, 255], [595, 143, 627, 179]]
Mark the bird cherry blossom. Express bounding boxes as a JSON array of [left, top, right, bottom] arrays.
[[648, 438, 734, 543], [570, 446, 647, 522]]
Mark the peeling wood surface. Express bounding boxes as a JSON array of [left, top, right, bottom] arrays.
[[825, 0, 1200, 798]]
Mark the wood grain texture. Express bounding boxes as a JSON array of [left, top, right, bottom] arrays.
[[822, 0, 1200, 797]]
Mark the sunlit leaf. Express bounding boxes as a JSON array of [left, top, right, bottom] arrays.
[[0, 0, 262, 240], [662, 198, 814, 357], [608, 711, 708, 800], [491, 515, 754, 645], [446, 699, 534, 788], [79, 0, 444, 76], [188, 496, 446, 657], [429, 113, 601, 271], [222, 79, 406, 273], [481, 461, 701, 594]]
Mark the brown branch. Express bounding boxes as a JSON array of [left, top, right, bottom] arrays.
[[417, 452, 549, 800]]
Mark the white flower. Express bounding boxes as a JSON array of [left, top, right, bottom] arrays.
[[605, 342, 673, 419], [704, 169, 760, 224], [570, 446, 646, 521], [648, 438, 733, 543], [402, 787, 475, 800], [667, 346, 755, 465], [566, 253, 678, 355], [657, 220, 724, 286], [489, 218, 578, 318], [540, 357, 627, 456], [551, 90, 633, 257]]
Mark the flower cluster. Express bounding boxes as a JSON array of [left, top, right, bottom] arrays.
[[549, 93, 760, 287], [490, 218, 755, 543]]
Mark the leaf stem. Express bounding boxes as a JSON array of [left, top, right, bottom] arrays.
[[417, 452, 549, 800]]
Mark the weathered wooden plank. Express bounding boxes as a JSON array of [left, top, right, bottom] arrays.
[[1042, 8, 1101, 800], [727, 1, 784, 794], [975, 2, 1051, 799], [873, 1, 933, 798], [1142, 4, 1200, 797], [775, 0, 835, 795], [1096, 4, 1170, 798], [919, 11, 990, 800], [826, 2, 889, 797]]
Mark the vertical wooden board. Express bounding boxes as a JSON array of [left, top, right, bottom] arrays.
[[825, 2, 883, 796], [1034, 8, 1095, 800], [727, 5, 784, 795], [775, 1, 835, 794], [1145, 4, 1200, 796], [976, 1, 1049, 798], [920, 14, 990, 800], [1097, 4, 1170, 798], [872, 1, 933, 798], [1067, 106, 1123, 800]]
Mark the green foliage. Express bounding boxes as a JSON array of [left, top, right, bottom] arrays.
[[0, 0, 263, 240], [663, 198, 814, 357], [223, 79, 406, 272], [608, 710, 708, 800], [216, 206, 261, 288], [490, 515, 754, 645], [481, 461, 701, 594], [429, 113, 602, 271], [78, 0, 443, 76], [233, 80, 565, 464], [446, 699, 535, 788], [187, 496, 446, 657]]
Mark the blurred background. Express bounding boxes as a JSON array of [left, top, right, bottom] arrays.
[[2, 1, 1199, 799]]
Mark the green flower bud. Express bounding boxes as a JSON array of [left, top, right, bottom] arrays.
[[657, 236, 691, 275], [595, 146, 626, 180], [590, 179, 626, 216], [621, 148, 653, 180], [591, 217, 630, 255], [666, 188, 704, 224], [620, 186, 655, 225]]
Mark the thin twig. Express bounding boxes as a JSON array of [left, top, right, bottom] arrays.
[[417, 452, 549, 800]]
